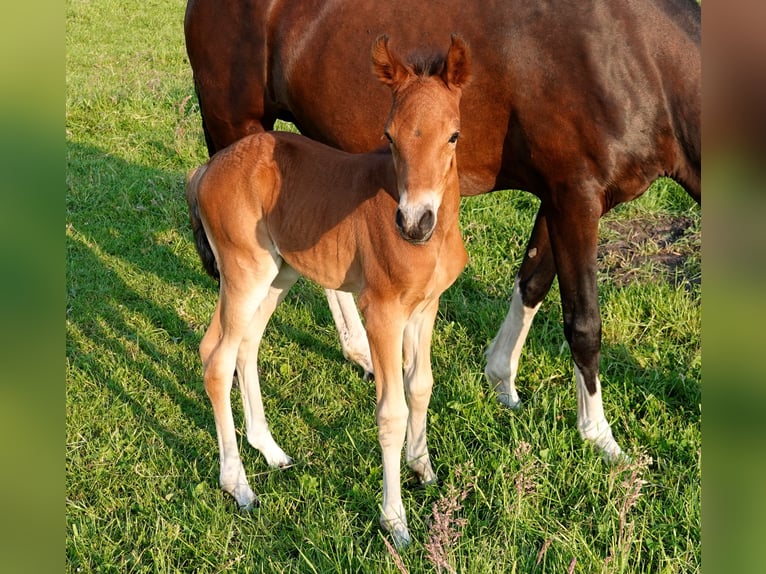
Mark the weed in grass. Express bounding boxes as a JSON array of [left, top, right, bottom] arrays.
[[605, 452, 654, 571], [424, 462, 476, 574]]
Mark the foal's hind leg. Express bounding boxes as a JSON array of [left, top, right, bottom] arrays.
[[237, 266, 299, 468], [203, 259, 281, 509], [485, 211, 556, 407], [402, 299, 439, 485], [326, 289, 374, 378]]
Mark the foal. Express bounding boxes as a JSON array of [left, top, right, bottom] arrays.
[[186, 35, 470, 547]]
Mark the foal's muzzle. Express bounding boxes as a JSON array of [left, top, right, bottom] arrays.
[[395, 205, 436, 244]]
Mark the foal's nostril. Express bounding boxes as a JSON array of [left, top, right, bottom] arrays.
[[395, 208, 404, 232], [417, 209, 435, 237]]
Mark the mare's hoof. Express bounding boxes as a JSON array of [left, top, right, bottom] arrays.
[[603, 449, 631, 466]]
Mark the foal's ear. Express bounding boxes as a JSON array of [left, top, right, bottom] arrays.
[[372, 35, 409, 88], [443, 34, 471, 89]]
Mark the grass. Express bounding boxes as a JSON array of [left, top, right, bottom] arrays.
[[66, 1, 700, 572]]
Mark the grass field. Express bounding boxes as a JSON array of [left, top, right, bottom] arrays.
[[66, 1, 700, 572]]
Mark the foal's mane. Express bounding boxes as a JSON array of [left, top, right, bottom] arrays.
[[406, 50, 449, 79]]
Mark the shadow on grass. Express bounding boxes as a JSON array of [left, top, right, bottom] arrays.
[[66, 142, 359, 470]]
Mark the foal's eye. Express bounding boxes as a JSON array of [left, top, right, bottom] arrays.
[[448, 131, 460, 144], [384, 131, 393, 144]]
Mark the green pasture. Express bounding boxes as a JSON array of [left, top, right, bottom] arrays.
[[66, 1, 700, 572]]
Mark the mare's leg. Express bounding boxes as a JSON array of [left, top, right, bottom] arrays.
[[361, 296, 410, 548], [402, 299, 439, 485], [237, 265, 300, 468], [326, 289, 374, 378], [202, 258, 281, 509], [485, 210, 556, 407], [547, 200, 624, 462]]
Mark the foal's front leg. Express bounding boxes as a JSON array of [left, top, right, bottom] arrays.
[[363, 301, 410, 548], [402, 299, 439, 485]]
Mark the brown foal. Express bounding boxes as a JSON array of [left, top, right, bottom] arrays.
[[185, 35, 471, 547]]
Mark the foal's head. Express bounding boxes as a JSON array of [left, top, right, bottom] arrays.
[[372, 35, 471, 244]]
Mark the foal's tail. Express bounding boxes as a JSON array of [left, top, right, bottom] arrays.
[[185, 165, 220, 280]]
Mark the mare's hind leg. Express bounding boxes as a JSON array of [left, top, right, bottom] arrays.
[[202, 258, 281, 509], [485, 210, 556, 407], [326, 289, 374, 378], [402, 298, 439, 485], [237, 265, 300, 468], [547, 199, 624, 462]]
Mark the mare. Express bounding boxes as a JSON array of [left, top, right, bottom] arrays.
[[185, 36, 471, 548], [184, 0, 701, 461]]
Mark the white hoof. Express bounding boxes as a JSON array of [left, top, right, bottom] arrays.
[[225, 481, 258, 510], [248, 431, 293, 468], [409, 457, 437, 485], [496, 390, 522, 410], [262, 446, 293, 469], [381, 515, 411, 549], [484, 367, 521, 409], [346, 349, 374, 380], [580, 420, 626, 464]]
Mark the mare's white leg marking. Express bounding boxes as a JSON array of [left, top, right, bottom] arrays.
[[574, 366, 625, 462], [326, 289, 374, 377], [485, 278, 541, 408], [238, 268, 299, 468]]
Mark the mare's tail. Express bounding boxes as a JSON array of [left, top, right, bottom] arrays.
[[185, 165, 220, 280]]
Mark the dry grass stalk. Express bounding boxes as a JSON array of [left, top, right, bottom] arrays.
[[381, 533, 409, 574], [605, 452, 653, 569], [424, 462, 475, 574], [535, 537, 553, 567]]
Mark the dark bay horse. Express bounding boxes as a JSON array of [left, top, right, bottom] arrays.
[[184, 0, 701, 461], [185, 36, 470, 547]]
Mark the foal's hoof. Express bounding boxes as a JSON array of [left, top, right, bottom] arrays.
[[264, 450, 293, 469], [381, 518, 412, 549], [238, 497, 260, 512], [391, 528, 412, 549], [602, 446, 631, 466], [496, 391, 522, 410]]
